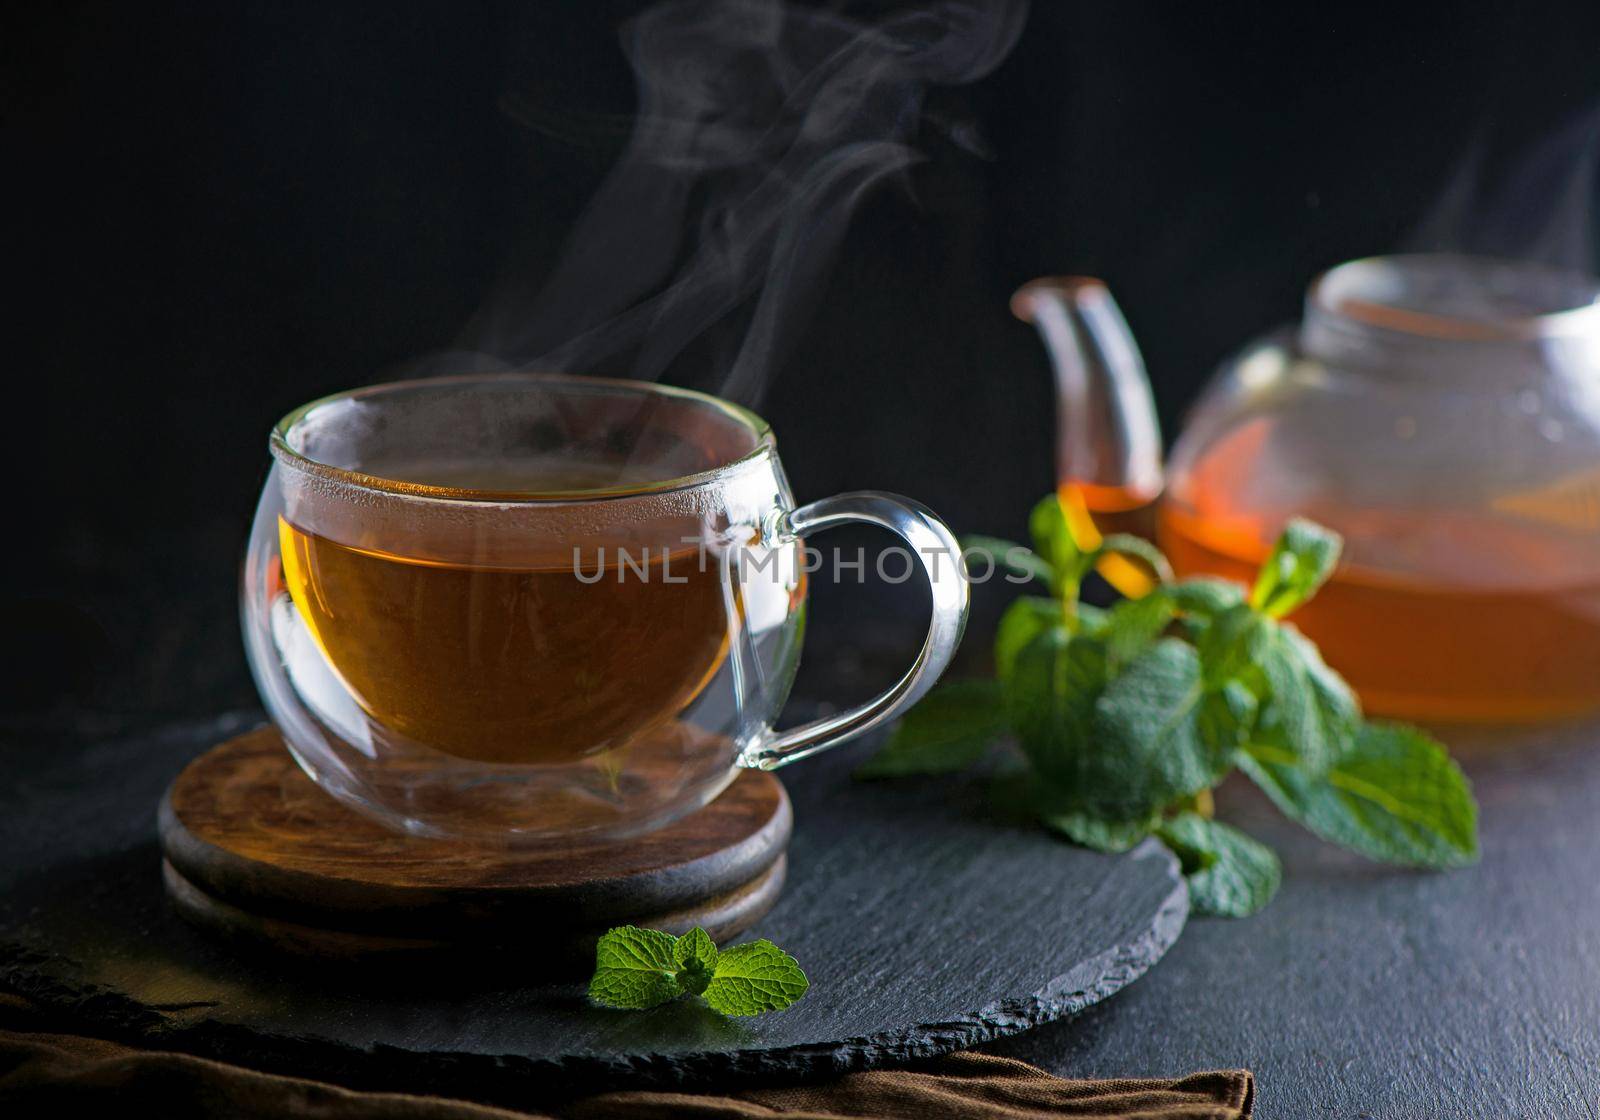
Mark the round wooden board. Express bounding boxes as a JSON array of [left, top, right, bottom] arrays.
[[157, 727, 791, 963]]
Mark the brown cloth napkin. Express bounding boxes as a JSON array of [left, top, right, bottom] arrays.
[[0, 1025, 1251, 1120]]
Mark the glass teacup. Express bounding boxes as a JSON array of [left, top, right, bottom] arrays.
[[242, 373, 968, 842]]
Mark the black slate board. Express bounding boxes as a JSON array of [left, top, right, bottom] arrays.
[[0, 712, 1186, 1102], [986, 721, 1600, 1119]]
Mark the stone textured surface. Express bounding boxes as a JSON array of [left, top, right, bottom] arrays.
[[986, 721, 1600, 1119], [0, 711, 1186, 1101]]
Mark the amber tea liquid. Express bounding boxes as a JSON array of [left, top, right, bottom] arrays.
[[276, 461, 741, 765], [1157, 504, 1600, 722]]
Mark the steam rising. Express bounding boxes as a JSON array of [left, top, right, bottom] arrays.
[[1408, 105, 1599, 276], [462, 0, 1026, 406]]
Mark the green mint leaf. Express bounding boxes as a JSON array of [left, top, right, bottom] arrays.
[[1252, 626, 1356, 774], [588, 926, 685, 1010], [960, 535, 1054, 585], [1094, 533, 1175, 584], [1005, 628, 1108, 794], [1195, 602, 1270, 687], [856, 679, 1007, 778], [1084, 639, 1230, 817], [673, 927, 718, 996], [1240, 722, 1478, 868], [995, 597, 1066, 683], [1249, 518, 1342, 619], [1197, 680, 1260, 753], [1028, 493, 1074, 566], [702, 940, 810, 1016], [1029, 494, 1091, 591], [1282, 627, 1361, 731], [1101, 589, 1178, 672], [1167, 577, 1247, 619], [1074, 601, 1109, 636], [1039, 805, 1159, 853], [1158, 812, 1282, 917], [591, 927, 809, 1017]]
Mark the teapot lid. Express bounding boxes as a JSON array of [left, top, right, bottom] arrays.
[[1309, 254, 1600, 343]]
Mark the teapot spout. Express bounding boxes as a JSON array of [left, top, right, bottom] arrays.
[[1012, 277, 1165, 513]]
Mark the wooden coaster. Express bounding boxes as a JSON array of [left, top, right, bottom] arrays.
[[158, 726, 790, 968]]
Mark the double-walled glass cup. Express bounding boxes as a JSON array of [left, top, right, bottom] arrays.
[[242, 374, 968, 843]]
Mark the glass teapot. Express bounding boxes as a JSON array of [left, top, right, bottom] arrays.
[[1015, 255, 1600, 723]]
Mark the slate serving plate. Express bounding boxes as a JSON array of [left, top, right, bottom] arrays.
[[0, 712, 1187, 1102]]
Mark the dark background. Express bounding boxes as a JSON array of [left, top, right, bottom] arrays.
[[8, 0, 1600, 730]]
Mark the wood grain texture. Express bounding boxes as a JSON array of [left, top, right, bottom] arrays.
[[160, 856, 787, 964], [157, 727, 791, 954], [0, 712, 1186, 1097]]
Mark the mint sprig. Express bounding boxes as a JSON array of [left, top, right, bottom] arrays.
[[860, 495, 1479, 917], [588, 926, 808, 1016]]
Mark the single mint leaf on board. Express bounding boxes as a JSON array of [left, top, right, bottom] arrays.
[[673, 927, 718, 996], [1084, 639, 1230, 817], [702, 940, 810, 1016], [995, 597, 1065, 683], [588, 926, 684, 1010], [1240, 722, 1478, 868], [1094, 532, 1175, 584], [960, 535, 1054, 586], [1040, 805, 1159, 853], [1249, 518, 1342, 619], [856, 679, 1008, 778], [1158, 812, 1282, 917], [1101, 589, 1177, 672], [1006, 628, 1108, 795]]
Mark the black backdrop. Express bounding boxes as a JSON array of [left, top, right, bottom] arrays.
[[8, 1, 1599, 724]]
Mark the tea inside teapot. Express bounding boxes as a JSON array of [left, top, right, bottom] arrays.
[[1017, 255, 1600, 723]]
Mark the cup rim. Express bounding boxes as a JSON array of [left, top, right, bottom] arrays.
[[270, 371, 776, 504]]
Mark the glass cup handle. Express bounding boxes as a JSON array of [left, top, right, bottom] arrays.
[[739, 491, 970, 770]]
